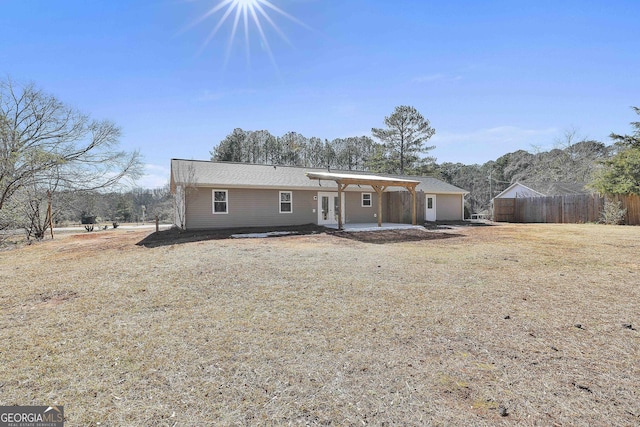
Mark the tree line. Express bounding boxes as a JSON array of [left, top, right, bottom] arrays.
[[211, 108, 640, 216], [446, 110, 640, 214], [211, 105, 437, 175], [436, 137, 612, 214], [52, 187, 173, 226], [212, 129, 381, 172]]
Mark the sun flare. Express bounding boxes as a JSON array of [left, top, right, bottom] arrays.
[[185, 0, 312, 71]]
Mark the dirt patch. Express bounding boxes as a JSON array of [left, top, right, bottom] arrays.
[[136, 224, 465, 247], [329, 228, 463, 243], [71, 233, 105, 240], [136, 223, 327, 248], [31, 290, 79, 309]]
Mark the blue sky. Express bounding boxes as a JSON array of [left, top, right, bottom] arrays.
[[2, 0, 639, 188]]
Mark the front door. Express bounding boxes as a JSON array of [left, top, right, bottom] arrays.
[[317, 192, 345, 225], [425, 194, 437, 221]]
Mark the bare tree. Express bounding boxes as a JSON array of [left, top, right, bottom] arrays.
[[0, 78, 142, 235], [553, 128, 608, 183], [171, 161, 197, 230], [15, 186, 51, 240]]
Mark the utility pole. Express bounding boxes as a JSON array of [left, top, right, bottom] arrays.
[[488, 169, 493, 218], [488, 169, 493, 200]]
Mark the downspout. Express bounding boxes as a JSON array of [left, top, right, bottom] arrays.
[[462, 193, 466, 221]]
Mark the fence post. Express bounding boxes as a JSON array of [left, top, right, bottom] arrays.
[[155, 215, 159, 232]]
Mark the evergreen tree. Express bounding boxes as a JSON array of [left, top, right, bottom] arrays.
[[591, 107, 640, 195], [210, 128, 247, 162], [371, 105, 436, 174]]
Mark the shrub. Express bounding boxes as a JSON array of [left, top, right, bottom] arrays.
[[600, 199, 627, 225], [81, 213, 97, 225]]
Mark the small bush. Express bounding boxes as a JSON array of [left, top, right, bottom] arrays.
[[84, 225, 94, 232], [81, 214, 97, 225], [112, 222, 119, 229], [600, 199, 627, 225]]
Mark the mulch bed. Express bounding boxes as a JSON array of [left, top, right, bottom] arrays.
[[136, 223, 327, 248], [329, 228, 463, 244]]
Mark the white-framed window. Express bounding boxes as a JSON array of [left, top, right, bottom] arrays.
[[279, 191, 293, 213], [212, 189, 228, 214], [362, 192, 372, 207]]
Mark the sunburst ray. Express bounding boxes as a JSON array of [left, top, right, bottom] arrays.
[[185, 0, 312, 72]]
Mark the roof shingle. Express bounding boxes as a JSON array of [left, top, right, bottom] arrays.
[[171, 159, 468, 194]]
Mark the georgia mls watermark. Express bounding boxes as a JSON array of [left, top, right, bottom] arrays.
[[0, 406, 64, 427]]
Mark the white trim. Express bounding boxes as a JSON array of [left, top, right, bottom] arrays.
[[317, 192, 345, 225], [190, 184, 377, 192], [212, 189, 228, 214], [425, 194, 437, 221], [493, 182, 544, 200], [306, 171, 420, 185], [279, 191, 293, 214], [361, 192, 372, 207]]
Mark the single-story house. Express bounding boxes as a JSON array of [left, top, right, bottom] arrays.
[[170, 159, 469, 230], [493, 181, 590, 199]]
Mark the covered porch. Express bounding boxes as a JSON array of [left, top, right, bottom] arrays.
[[306, 171, 420, 230]]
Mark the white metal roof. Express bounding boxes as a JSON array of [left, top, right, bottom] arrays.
[[305, 171, 421, 186]]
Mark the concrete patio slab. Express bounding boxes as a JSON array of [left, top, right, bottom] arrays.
[[323, 223, 427, 232]]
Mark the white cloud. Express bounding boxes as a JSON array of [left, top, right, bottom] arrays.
[[133, 163, 171, 189], [431, 126, 559, 164]]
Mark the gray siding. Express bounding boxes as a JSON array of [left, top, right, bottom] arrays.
[[185, 188, 317, 229], [436, 194, 464, 220], [183, 187, 463, 229], [344, 192, 379, 223]]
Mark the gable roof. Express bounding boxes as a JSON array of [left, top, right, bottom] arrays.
[[171, 159, 468, 194], [494, 181, 591, 199], [520, 181, 591, 196], [494, 182, 544, 199]]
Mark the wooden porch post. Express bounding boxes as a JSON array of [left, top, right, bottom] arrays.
[[408, 185, 417, 225], [372, 185, 387, 227], [337, 183, 349, 230]]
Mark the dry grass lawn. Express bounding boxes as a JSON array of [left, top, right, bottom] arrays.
[[0, 223, 639, 426]]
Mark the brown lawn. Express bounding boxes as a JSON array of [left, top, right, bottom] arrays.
[[0, 223, 638, 426]]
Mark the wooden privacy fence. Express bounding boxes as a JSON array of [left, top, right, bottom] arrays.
[[386, 191, 426, 224], [493, 194, 640, 225]]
